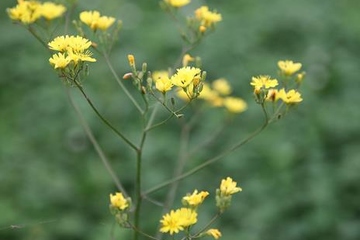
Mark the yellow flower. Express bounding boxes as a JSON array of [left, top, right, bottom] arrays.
[[220, 177, 242, 196], [223, 97, 247, 114], [39, 2, 66, 20], [110, 192, 129, 211], [49, 53, 70, 69], [128, 54, 135, 68], [152, 71, 169, 81], [212, 78, 232, 96], [171, 66, 201, 88], [198, 83, 223, 106], [160, 210, 184, 235], [80, 11, 115, 31], [206, 229, 222, 239], [195, 6, 222, 28], [250, 75, 278, 91], [164, 0, 191, 8], [182, 190, 209, 207], [155, 77, 173, 93], [67, 49, 96, 64], [7, 0, 42, 24], [182, 54, 195, 67], [278, 60, 302, 76], [48, 35, 92, 53], [160, 208, 197, 235], [277, 88, 303, 104]]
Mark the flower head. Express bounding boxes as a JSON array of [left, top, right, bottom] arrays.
[[39, 2, 66, 20], [278, 60, 302, 76], [80, 10, 115, 31], [171, 66, 201, 88], [220, 177, 242, 196], [182, 190, 209, 207], [212, 78, 232, 96], [49, 53, 70, 69], [250, 75, 278, 92], [206, 229, 222, 239], [164, 0, 191, 8], [182, 54, 195, 67], [278, 88, 303, 104], [155, 77, 173, 93], [160, 208, 197, 235], [7, 0, 42, 24], [223, 97, 247, 114], [195, 6, 222, 28], [110, 192, 129, 211]]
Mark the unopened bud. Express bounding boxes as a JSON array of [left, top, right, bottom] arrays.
[[199, 25, 207, 33], [123, 72, 133, 80], [127, 54, 135, 67], [141, 86, 147, 94]]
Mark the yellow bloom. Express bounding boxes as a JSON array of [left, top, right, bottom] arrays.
[[164, 0, 191, 8], [67, 49, 96, 64], [277, 88, 303, 104], [182, 54, 195, 67], [278, 60, 302, 76], [48, 35, 92, 53], [155, 77, 173, 93], [160, 210, 184, 235], [7, 0, 42, 24], [195, 6, 222, 28], [206, 229, 222, 239], [182, 190, 209, 207], [160, 208, 197, 235], [152, 71, 169, 81], [49, 53, 70, 69], [250, 75, 278, 91], [171, 66, 201, 88], [223, 97, 247, 114], [128, 54, 135, 68], [39, 2, 66, 20], [110, 192, 129, 211], [220, 177, 242, 196], [198, 83, 223, 106], [212, 78, 232, 95], [80, 11, 115, 31]]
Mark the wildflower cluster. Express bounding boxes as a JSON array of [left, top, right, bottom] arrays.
[[250, 60, 305, 119], [48, 35, 96, 71], [7, 0, 66, 24], [159, 177, 241, 239]]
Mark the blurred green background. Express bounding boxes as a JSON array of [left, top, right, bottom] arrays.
[[1, 0, 360, 240]]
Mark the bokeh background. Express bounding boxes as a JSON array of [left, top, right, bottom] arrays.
[[1, 0, 360, 240]]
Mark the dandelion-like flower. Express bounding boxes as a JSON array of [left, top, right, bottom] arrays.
[[49, 53, 70, 69], [39, 2, 66, 20], [220, 177, 242, 196], [206, 229, 222, 239], [182, 190, 209, 207], [171, 66, 201, 88], [164, 0, 191, 8], [155, 77, 173, 93], [160, 208, 197, 235], [110, 192, 129, 211], [278, 60, 302, 76], [212, 78, 232, 96], [223, 97, 247, 114], [80, 11, 115, 31], [250, 75, 278, 92], [195, 6, 222, 28], [7, 0, 42, 24], [278, 88, 303, 104]]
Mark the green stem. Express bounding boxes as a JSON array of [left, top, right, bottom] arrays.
[[145, 120, 269, 195], [65, 88, 127, 196], [74, 82, 138, 151], [103, 53, 144, 114]]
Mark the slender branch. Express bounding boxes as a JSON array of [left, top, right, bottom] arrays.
[[73, 81, 138, 151], [144, 120, 269, 195], [103, 53, 144, 114], [65, 88, 128, 196]]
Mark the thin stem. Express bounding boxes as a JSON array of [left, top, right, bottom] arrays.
[[27, 25, 48, 49], [65, 88, 127, 196], [128, 221, 158, 240], [103, 53, 144, 114], [145, 120, 269, 195], [73, 81, 138, 151]]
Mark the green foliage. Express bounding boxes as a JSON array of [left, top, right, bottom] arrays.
[[1, 0, 360, 240]]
